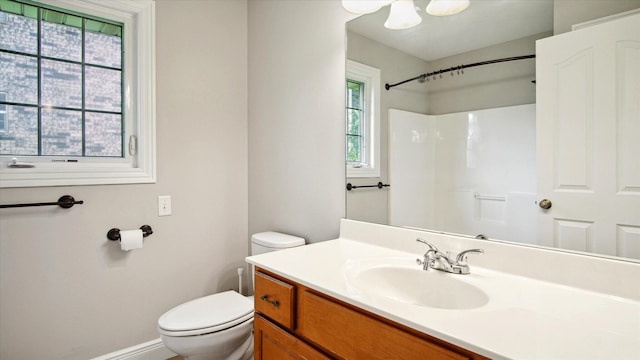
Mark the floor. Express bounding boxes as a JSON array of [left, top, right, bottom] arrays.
[[167, 357, 183, 360]]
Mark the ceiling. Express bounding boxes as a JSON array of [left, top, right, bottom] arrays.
[[347, 0, 554, 61]]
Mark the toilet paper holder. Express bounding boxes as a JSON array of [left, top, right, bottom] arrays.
[[107, 225, 153, 241]]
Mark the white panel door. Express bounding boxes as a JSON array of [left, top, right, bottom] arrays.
[[536, 13, 640, 258]]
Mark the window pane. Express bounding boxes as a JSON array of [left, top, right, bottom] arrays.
[[85, 19, 122, 36], [0, 53, 38, 104], [85, 29, 121, 68], [0, 107, 5, 131], [347, 80, 363, 109], [0, 1, 126, 161], [41, 108, 82, 155], [346, 78, 365, 164], [85, 66, 121, 112], [347, 109, 361, 135], [0, 10, 38, 55], [0, 93, 6, 131], [0, 105, 38, 155], [85, 112, 121, 156], [41, 10, 82, 62], [41, 59, 82, 108], [346, 135, 361, 162]]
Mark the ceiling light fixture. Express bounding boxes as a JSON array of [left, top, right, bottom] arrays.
[[384, 0, 422, 29], [343, 0, 468, 30], [426, 0, 470, 16]]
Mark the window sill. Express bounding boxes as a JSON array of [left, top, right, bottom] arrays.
[[347, 166, 380, 178], [0, 158, 156, 188]]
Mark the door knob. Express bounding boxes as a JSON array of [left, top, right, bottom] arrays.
[[539, 199, 552, 209]]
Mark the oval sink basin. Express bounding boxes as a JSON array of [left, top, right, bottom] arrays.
[[345, 259, 489, 310]]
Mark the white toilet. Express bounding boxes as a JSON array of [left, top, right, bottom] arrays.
[[158, 232, 305, 360]]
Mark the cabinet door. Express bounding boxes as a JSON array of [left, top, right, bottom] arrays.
[[536, 12, 640, 258], [254, 314, 329, 360]]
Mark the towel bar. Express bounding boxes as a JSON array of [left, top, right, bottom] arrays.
[[0, 195, 83, 209]]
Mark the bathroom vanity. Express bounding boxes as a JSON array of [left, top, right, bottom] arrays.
[[253, 269, 485, 359], [246, 220, 640, 359]]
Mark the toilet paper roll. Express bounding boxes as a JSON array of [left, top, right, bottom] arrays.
[[120, 229, 143, 251]]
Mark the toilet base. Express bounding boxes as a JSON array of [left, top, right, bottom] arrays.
[[183, 336, 253, 360], [161, 317, 254, 360]]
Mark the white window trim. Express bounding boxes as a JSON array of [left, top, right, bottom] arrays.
[[0, 0, 156, 188], [346, 59, 380, 178]]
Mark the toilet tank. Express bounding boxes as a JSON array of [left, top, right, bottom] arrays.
[[251, 231, 305, 255]]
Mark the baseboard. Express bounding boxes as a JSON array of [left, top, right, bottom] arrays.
[[90, 338, 176, 360]]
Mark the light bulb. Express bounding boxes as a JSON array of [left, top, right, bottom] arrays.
[[384, 0, 422, 30], [426, 0, 470, 16]]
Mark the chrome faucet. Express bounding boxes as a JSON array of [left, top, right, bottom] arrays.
[[415, 238, 484, 275], [415, 238, 437, 270]]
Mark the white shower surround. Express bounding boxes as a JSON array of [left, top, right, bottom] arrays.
[[389, 104, 536, 243]]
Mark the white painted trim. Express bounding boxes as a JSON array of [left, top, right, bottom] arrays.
[[90, 338, 176, 360]]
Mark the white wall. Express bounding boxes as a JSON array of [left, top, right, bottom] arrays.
[[426, 32, 546, 115], [248, 0, 350, 243], [0, 0, 248, 358], [553, 0, 640, 34]]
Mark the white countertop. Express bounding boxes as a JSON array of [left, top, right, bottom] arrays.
[[246, 227, 640, 359]]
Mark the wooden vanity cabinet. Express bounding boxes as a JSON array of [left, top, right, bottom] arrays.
[[253, 268, 488, 360]]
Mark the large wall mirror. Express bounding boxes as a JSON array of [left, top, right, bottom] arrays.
[[345, 0, 640, 262]]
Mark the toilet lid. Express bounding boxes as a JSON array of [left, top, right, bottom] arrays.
[[158, 291, 253, 336]]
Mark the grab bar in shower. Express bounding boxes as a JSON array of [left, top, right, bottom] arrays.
[[473, 193, 506, 201], [0, 195, 84, 209]]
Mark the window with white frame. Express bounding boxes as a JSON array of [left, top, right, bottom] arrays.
[[0, 0, 155, 188], [346, 59, 380, 178]]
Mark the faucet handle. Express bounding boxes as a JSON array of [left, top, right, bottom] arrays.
[[455, 249, 484, 265], [416, 238, 438, 251]]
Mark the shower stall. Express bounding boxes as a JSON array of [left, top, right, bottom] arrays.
[[388, 104, 536, 243]]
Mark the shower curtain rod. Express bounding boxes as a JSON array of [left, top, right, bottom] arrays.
[[385, 54, 535, 90]]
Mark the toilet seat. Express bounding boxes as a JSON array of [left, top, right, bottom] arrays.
[[158, 291, 254, 337]]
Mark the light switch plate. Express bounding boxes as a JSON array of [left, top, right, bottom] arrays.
[[158, 195, 171, 216]]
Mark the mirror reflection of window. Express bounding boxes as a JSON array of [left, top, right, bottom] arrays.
[[346, 79, 364, 164], [346, 60, 380, 178]]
